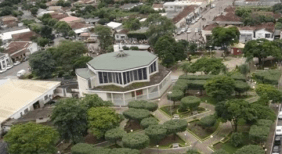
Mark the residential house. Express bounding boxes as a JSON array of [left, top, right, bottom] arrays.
[[152, 3, 163, 11], [213, 6, 243, 26], [107, 22, 122, 31], [0, 53, 13, 73], [120, 3, 143, 10], [163, 0, 202, 12], [60, 16, 84, 23], [50, 12, 69, 20], [234, 0, 280, 6], [47, 6, 63, 12], [1, 16, 18, 28], [76, 50, 171, 106], [0, 28, 31, 44], [115, 29, 129, 41], [172, 5, 198, 28], [37, 10, 55, 17], [12, 31, 38, 41], [230, 43, 245, 55], [68, 22, 94, 35], [0, 79, 61, 135], [74, 0, 97, 4], [3, 41, 38, 62]]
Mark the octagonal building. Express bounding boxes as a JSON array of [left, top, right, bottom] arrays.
[[76, 50, 172, 106]]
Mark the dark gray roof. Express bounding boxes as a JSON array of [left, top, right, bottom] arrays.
[[76, 68, 96, 79], [87, 51, 157, 71]]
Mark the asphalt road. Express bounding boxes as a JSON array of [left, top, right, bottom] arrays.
[[175, 0, 234, 42], [0, 61, 29, 79]]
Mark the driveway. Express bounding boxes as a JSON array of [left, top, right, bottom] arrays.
[[0, 61, 29, 79]]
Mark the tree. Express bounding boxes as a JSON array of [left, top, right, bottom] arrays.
[[189, 42, 197, 54], [30, 7, 38, 15], [122, 133, 149, 149], [140, 117, 159, 128], [105, 128, 126, 145], [29, 50, 56, 79], [108, 148, 140, 154], [4, 122, 58, 154], [167, 90, 184, 107], [198, 115, 216, 128], [73, 56, 93, 70], [40, 25, 53, 39], [180, 96, 201, 113], [51, 98, 87, 143], [123, 18, 141, 30], [95, 25, 113, 53], [255, 84, 282, 103], [186, 149, 200, 154], [128, 100, 158, 112], [191, 57, 226, 75], [123, 108, 151, 122], [212, 26, 240, 51], [212, 149, 229, 154], [80, 94, 112, 109], [234, 81, 250, 96], [88, 107, 120, 139], [215, 99, 257, 132], [273, 3, 282, 13], [181, 62, 195, 75], [251, 104, 276, 121], [230, 132, 243, 147], [256, 119, 273, 127], [154, 35, 186, 67], [163, 119, 187, 139], [144, 14, 176, 46], [37, 37, 49, 47], [54, 21, 72, 36], [205, 75, 235, 101], [238, 63, 249, 80], [249, 125, 269, 144], [145, 124, 167, 144], [233, 145, 264, 154]]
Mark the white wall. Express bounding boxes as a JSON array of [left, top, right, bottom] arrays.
[[77, 75, 90, 97], [254, 29, 273, 41], [28, 43, 39, 54], [115, 34, 128, 41]]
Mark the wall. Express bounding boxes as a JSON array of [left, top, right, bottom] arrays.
[[201, 30, 212, 42], [77, 75, 90, 97], [28, 42, 39, 54], [115, 33, 128, 41], [254, 29, 273, 41]]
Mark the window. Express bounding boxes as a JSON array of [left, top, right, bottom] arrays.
[[108, 72, 112, 83], [126, 72, 130, 83], [134, 70, 138, 80], [138, 69, 142, 80], [123, 72, 127, 84], [149, 61, 157, 74], [265, 34, 271, 38], [103, 72, 108, 83], [98, 72, 103, 83], [143, 68, 147, 80]]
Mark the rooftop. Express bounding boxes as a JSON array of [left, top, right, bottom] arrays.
[[76, 68, 96, 79], [164, 1, 202, 6], [153, 3, 163, 8], [4, 41, 31, 55], [92, 64, 170, 92], [0, 28, 31, 41], [87, 50, 157, 71], [238, 22, 275, 32], [0, 79, 60, 124], [203, 23, 218, 30], [50, 12, 69, 20], [1, 15, 18, 22], [107, 22, 122, 29], [60, 16, 82, 23], [68, 22, 91, 30], [12, 31, 37, 41], [172, 5, 197, 24]]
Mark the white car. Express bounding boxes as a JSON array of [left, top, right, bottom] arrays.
[[14, 61, 20, 66], [276, 126, 282, 136], [278, 111, 282, 119]]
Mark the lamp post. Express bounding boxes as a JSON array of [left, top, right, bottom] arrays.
[[156, 145, 159, 154], [168, 91, 172, 115], [186, 18, 191, 42], [264, 148, 267, 154]]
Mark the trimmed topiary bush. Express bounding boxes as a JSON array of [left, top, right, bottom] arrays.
[[123, 108, 151, 122], [230, 132, 243, 147], [145, 124, 167, 144], [128, 100, 158, 112], [122, 133, 150, 149], [105, 128, 126, 144], [198, 115, 216, 128], [140, 117, 158, 128], [180, 96, 201, 112]]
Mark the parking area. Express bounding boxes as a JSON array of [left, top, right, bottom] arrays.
[[0, 61, 29, 78]]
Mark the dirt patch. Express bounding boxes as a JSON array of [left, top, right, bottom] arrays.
[[84, 133, 105, 144], [149, 134, 186, 148], [187, 120, 219, 139], [124, 120, 142, 133]]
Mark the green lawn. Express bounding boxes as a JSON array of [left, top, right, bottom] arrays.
[[187, 120, 220, 139], [149, 134, 186, 149], [160, 105, 207, 118]]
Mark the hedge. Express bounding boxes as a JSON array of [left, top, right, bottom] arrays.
[[234, 81, 250, 94], [128, 100, 158, 112], [253, 70, 281, 85], [127, 32, 147, 40]]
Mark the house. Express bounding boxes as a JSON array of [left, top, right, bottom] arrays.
[[115, 29, 129, 41], [0, 79, 60, 134], [0, 53, 13, 73], [12, 31, 38, 41], [1, 16, 18, 28], [50, 12, 69, 20], [172, 5, 198, 28], [47, 6, 63, 12], [76, 50, 171, 106], [201, 23, 218, 42], [230, 43, 245, 55], [37, 10, 55, 17], [163, 0, 202, 12], [234, 0, 280, 6], [106, 22, 122, 31], [0, 28, 31, 44], [60, 16, 84, 23], [213, 6, 243, 25], [152, 3, 163, 11], [120, 3, 142, 10], [3, 41, 38, 62], [68, 22, 94, 35]]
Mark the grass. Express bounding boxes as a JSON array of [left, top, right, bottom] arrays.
[[213, 132, 250, 154], [149, 134, 186, 149], [160, 105, 207, 118], [187, 120, 220, 139], [124, 120, 142, 133]]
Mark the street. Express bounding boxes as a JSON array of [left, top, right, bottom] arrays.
[[175, 0, 234, 41], [0, 61, 29, 79]]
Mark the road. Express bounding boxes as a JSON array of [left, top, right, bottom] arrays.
[[0, 61, 29, 79], [175, 0, 234, 42]]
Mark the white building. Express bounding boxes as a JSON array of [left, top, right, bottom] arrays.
[[0, 28, 31, 44], [163, 0, 202, 12], [76, 50, 172, 106], [0, 53, 13, 73], [106, 22, 122, 31], [0, 79, 61, 134]]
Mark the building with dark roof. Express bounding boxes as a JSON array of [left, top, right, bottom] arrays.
[[76, 50, 171, 106], [172, 5, 198, 28]]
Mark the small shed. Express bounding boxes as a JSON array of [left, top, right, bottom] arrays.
[[230, 43, 245, 55]]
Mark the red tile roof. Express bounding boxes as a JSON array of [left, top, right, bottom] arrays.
[[50, 12, 69, 20], [203, 23, 219, 30], [68, 22, 91, 30], [214, 6, 241, 22], [12, 31, 38, 41], [239, 22, 275, 32], [172, 5, 197, 24], [152, 3, 163, 8], [4, 41, 31, 56]]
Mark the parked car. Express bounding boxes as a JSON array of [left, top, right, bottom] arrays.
[[17, 69, 26, 78], [278, 111, 282, 119], [272, 145, 280, 154], [274, 136, 281, 145], [14, 61, 20, 66], [276, 126, 282, 136]]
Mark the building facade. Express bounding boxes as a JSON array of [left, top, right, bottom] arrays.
[[0, 53, 13, 73], [76, 50, 172, 106]]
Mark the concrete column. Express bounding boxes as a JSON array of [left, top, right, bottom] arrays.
[[111, 93, 114, 103], [147, 88, 149, 99], [123, 93, 125, 106]]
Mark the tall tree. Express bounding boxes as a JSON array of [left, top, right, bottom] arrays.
[[215, 99, 257, 131], [88, 107, 120, 138], [4, 122, 58, 154], [29, 50, 56, 79], [40, 25, 53, 39], [51, 98, 88, 143], [212, 26, 240, 51], [80, 94, 112, 109], [144, 14, 176, 46], [123, 18, 141, 30], [191, 57, 226, 75], [255, 84, 282, 103], [54, 21, 72, 37], [205, 75, 235, 101], [95, 25, 113, 53]]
